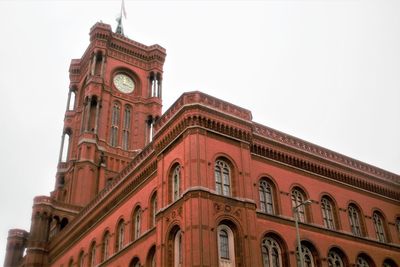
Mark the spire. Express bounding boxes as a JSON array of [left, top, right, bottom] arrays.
[[115, 0, 127, 35]]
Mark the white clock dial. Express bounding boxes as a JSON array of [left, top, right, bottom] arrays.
[[113, 74, 135, 93]]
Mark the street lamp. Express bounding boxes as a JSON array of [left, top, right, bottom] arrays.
[[293, 199, 312, 267]]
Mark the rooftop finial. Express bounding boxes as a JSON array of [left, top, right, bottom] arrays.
[[116, 0, 127, 35]]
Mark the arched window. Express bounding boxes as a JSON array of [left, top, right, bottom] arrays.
[[291, 188, 308, 223], [174, 230, 183, 267], [59, 130, 72, 162], [117, 220, 125, 251], [133, 207, 142, 240], [102, 231, 110, 261], [297, 244, 316, 267], [372, 211, 387, 242], [396, 217, 400, 235], [215, 159, 231, 196], [321, 196, 336, 230], [356, 256, 370, 267], [146, 245, 156, 267], [129, 257, 141, 267], [110, 102, 120, 147], [259, 179, 275, 214], [68, 258, 74, 267], [217, 225, 235, 267], [89, 242, 96, 267], [122, 105, 131, 150], [383, 258, 398, 267], [172, 165, 181, 202], [261, 237, 282, 267], [327, 249, 344, 267], [67, 90, 76, 111], [348, 204, 363, 237], [150, 193, 157, 228], [78, 251, 84, 267]]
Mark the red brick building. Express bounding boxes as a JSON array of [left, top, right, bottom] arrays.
[[4, 22, 400, 267]]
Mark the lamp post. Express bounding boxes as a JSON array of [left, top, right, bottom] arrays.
[[293, 199, 312, 267]]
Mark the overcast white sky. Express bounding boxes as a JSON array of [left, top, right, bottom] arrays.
[[0, 0, 399, 262]]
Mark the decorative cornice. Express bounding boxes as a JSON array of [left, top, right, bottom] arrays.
[[253, 123, 400, 184]]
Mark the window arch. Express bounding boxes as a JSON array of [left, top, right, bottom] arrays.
[[89, 241, 96, 267], [291, 188, 308, 223], [146, 245, 156, 267], [110, 102, 121, 147], [78, 251, 84, 267], [171, 164, 181, 202], [383, 258, 398, 267], [327, 248, 347, 267], [217, 224, 236, 267], [129, 257, 141, 267], [296, 241, 319, 267], [174, 230, 183, 267], [116, 219, 125, 251], [321, 196, 336, 230], [150, 192, 158, 228], [122, 105, 131, 150], [356, 254, 374, 267], [259, 178, 276, 214], [215, 159, 231, 196], [261, 236, 283, 267], [102, 231, 110, 261], [133, 206, 142, 240], [372, 211, 387, 242], [348, 204, 363, 237]]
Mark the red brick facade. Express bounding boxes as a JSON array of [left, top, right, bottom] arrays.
[[4, 22, 400, 267]]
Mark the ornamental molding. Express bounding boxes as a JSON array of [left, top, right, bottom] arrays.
[[253, 122, 399, 185]]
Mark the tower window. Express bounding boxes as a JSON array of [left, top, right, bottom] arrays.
[[122, 105, 131, 150], [215, 159, 231, 197], [110, 102, 120, 147], [117, 220, 125, 251], [174, 230, 183, 267], [217, 224, 236, 266], [172, 165, 181, 202], [102, 231, 110, 261]]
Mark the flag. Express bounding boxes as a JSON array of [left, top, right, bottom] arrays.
[[121, 0, 127, 18]]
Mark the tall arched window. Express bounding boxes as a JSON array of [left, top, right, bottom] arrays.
[[172, 165, 181, 202], [117, 220, 125, 251], [102, 231, 110, 261], [68, 258, 74, 267], [327, 249, 344, 267], [215, 159, 231, 196], [348, 204, 363, 237], [147, 245, 156, 267], [174, 230, 183, 267], [133, 207, 142, 240], [122, 105, 131, 150], [110, 102, 120, 147], [217, 224, 235, 267], [150, 193, 157, 228], [259, 179, 275, 214], [372, 211, 387, 242], [321, 196, 335, 230], [261, 237, 282, 267], [78, 251, 84, 267], [291, 188, 307, 223], [89, 242, 96, 267]]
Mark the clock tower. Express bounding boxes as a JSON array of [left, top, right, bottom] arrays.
[[53, 22, 166, 207]]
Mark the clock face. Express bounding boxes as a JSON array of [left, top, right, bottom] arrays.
[[113, 74, 135, 93]]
